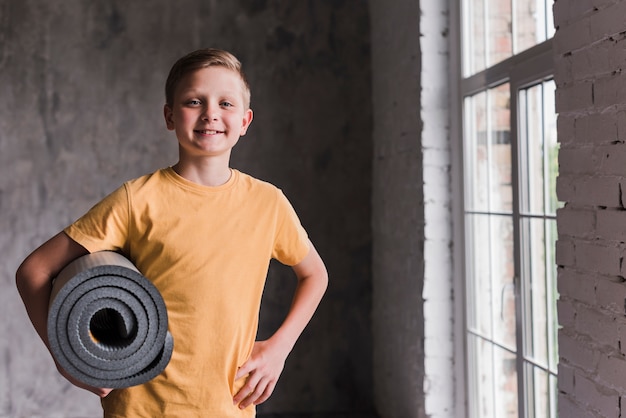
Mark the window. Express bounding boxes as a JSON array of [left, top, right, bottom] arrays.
[[458, 1, 558, 417]]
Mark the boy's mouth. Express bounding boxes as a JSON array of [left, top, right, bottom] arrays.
[[195, 129, 223, 135]]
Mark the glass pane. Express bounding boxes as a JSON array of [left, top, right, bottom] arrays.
[[469, 335, 494, 418], [465, 0, 487, 75], [464, 84, 511, 213], [545, 0, 555, 40], [469, 337, 519, 418], [520, 84, 544, 215], [525, 363, 551, 418], [521, 217, 548, 365], [488, 84, 512, 213], [464, 92, 489, 212], [549, 373, 558, 416], [466, 213, 515, 347], [533, 366, 549, 418], [519, 80, 560, 215], [514, 0, 547, 53], [467, 214, 493, 337], [494, 345, 518, 418], [464, 0, 553, 76], [491, 215, 516, 349], [543, 80, 560, 214], [487, 0, 512, 68], [546, 218, 559, 370]]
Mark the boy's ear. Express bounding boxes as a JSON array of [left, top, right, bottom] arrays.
[[164, 104, 175, 131], [239, 109, 254, 136]]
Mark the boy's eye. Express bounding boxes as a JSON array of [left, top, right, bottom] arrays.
[[187, 99, 201, 106], [220, 101, 233, 107]]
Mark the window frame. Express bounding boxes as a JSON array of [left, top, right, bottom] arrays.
[[450, 2, 555, 414]]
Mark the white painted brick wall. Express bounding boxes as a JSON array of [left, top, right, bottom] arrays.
[[421, 0, 454, 417], [555, 1, 626, 416]]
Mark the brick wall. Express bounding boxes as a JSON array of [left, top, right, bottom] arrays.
[[554, 1, 626, 416], [421, 0, 455, 417]]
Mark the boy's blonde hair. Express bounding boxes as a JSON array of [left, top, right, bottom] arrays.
[[165, 48, 251, 109]]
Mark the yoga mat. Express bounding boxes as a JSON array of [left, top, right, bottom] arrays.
[[47, 251, 173, 389]]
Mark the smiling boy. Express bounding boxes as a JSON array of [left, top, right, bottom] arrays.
[[16, 48, 328, 417]]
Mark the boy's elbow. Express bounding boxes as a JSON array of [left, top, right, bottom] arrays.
[[15, 260, 29, 293], [294, 242, 328, 296], [313, 263, 329, 299], [319, 266, 329, 291], [15, 252, 52, 296], [15, 258, 37, 298], [310, 249, 329, 294]]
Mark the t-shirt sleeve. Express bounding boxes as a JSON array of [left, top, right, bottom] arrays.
[[272, 191, 310, 266], [64, 183, 130, 254]]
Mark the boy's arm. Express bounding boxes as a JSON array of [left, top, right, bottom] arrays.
[[15, 231, 112, 397], [233, 240, 328, 410]]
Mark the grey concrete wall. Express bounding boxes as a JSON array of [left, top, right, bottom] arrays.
[[369, 0, 426, 417], [1, 0, 374, 416]]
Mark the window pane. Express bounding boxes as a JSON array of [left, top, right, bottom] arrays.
[[546, 218, 559, 370], [488, 84, 512, 213], [491, 215, 516, 349], [545, 0, 555, 40], [467, 214, 493, 337], [549, 374, 558, 416], [487, 0, 512, 68], [521, 217, 548, 365], [525, 363, 550, 418], [514, 0, 547, 53], [469, 336, 518, 418], [464, 85, 512, 213], [543, 80, 560, 215], [519, 85, 544, 215], [466, 213, 515, 348], [524, 362, 558, 418], [463, 0, 553, 76], [494, 345, 518, 418], [519, 81, 560, 216], [469, 335, 494, 418], [464, 0, 487, 75], [464, 92, 489, 212], [517, 79, 559, 418]]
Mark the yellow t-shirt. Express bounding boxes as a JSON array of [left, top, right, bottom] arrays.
[[64, 168, 310, 417]]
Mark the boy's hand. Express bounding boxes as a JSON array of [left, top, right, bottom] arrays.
[[233, 242, 327, 410], [233, 339, 289, 409], [55, 362, 113, 398]]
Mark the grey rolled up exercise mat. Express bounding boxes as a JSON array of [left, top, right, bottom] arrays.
[[47, 251, 173, 389]]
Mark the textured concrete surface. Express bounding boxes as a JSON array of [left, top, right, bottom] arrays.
[[1, 0, 373, 416], [369, 0, 427, 416]]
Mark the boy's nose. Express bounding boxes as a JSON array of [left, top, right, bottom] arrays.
[[202, 106, 219, 121], [202, 113, 218, 121], [202, 107, 219, 120]]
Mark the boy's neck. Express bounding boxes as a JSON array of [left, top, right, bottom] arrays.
[[172, 160, 233, 187]]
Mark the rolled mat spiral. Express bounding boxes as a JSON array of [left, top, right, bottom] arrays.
[[47, 251, 174, 389]]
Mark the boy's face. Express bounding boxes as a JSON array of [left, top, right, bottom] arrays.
[[164, 66, 253, 161]]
